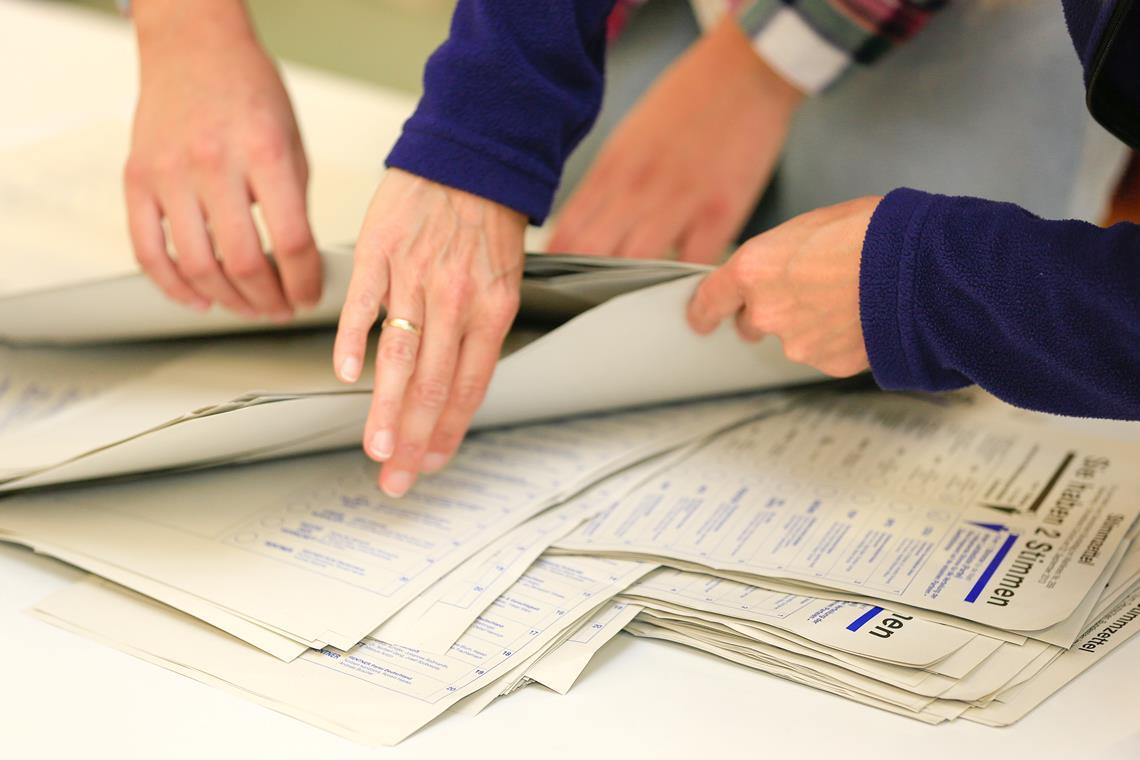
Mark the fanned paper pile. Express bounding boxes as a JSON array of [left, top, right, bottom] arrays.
[[3, 347, 1138, 744]]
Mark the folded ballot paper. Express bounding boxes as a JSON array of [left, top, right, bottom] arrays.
[[0, 251, 824, 491], [10, 389, 1140, 743]]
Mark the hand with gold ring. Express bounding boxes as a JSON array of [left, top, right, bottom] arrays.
[[333, 168, 526, 497]]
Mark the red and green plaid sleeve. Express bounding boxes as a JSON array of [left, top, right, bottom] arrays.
[[728, 0, 947, 93]]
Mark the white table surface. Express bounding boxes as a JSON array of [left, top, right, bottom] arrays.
[[2, 543, 1138, 760], [1, 2, 1138, 758]]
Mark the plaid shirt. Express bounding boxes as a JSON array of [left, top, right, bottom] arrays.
[[619, 0, 947, 94]]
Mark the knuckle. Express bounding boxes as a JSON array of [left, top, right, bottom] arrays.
[[783, 340, 812, 364], [188, 137, 226, 172], [483, 290, 520, 327], [123, 158, 151, 188], [628, 162, 655, 193], [178, 257, 219, 281], [161, 285, 189, 302], [746, 312, 771, 333], [395, 439, 427, 462], [371, 399, 401, 427], [451, 379, 486, 411], [351, 288, 381, 318], [272, 223, 313, 260], [247, 130, 288, 166], [222, 254, 267, 282], [133, 243, 163, 266], [411, 378, 450, 410], [431, 425, 464, 453], [379, 336, 417, 368], [698, 193, 733, 225], [150, 152, 187, 181], [732, 249, 776, 285]]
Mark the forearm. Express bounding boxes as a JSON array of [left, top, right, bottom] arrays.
[[860, 188, 1140, 419], [386, 0, 617, 223]]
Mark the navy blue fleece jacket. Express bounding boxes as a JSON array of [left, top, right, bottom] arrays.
[[386, 0, 1140, 420], [386, 0, 615, 222]]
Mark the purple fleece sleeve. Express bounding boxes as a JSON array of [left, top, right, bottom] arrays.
[[860, 188, 1140, 419], [385, 0, 617, 223]]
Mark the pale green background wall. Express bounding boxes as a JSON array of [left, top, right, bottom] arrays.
[[69, 0, 456, 94]]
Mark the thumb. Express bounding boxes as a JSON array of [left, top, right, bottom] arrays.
[[686, 265, 744, 335]]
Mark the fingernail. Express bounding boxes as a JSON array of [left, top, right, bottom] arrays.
[[189, 299, 210, 312], [339, 357, 361, 383], [382, 470, 414, 498], [368, 430, 394, 460], [270, 311, 293, 324], [421, 452, 449, 473], [238, 307, 258, 320]]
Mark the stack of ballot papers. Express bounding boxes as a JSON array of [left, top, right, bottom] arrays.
[[554, 392, 1140, 726], [3, 382, 1138, 745]]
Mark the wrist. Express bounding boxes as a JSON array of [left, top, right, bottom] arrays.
[[859, 189, 935, 391], [714, 15, 805, 115], [133, 0, 257, 60], [387, 127, 558, 224]]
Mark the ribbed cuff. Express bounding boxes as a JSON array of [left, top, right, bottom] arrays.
[[745, 6, 852, 95], [386, 123, 557, 224], [859, 187, 938, 392]]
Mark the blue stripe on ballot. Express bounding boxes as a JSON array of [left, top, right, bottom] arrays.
[[965, 533, 1020, 603], [846, 606, 884, 631]]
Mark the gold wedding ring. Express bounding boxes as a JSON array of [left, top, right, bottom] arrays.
[[382, 317, 422, 337]]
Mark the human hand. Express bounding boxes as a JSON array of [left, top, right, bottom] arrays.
[[334, 169, 526, 497], [124, 0, 320, 320], [547, 15, 802, 264], [687, 197, 881, 377]]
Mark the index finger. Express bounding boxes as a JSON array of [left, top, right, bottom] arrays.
[[686, 264, 744, 335], [334, 250, 390, 384]]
